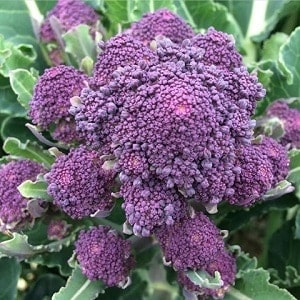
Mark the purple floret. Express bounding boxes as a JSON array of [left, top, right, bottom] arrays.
[[92, 33, 158, 87], [75, 226, 135, 286], [155, 212, 225, 271], [29, 65, 88, 143], [47, 219, 69, 240], [46, 146, 115, 219], [39, 0, 99, 65], [0, 160, 45, 231], [177, 251, 236, 299], [121, 178, 188, 236], [73, 30, 265, 212], [128, 8, 195, 45], [266, 100, 300, 148]]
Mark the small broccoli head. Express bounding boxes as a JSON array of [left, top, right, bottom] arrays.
[[266, 100, 300, 148], [155, 212, 225, 271], [46, 146, 115, 219], [29, 65, 87, 143], [128, 8, 195, 45], [121, 178, 188, 236], [177, 250, 236, 299], [0, 160, 45, 231], [75, 226, 135, 286], [92, 33, 158, 88], [47, 219, 69, 240], [39, 0, 99, 65]]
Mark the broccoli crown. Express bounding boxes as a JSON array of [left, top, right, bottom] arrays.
[[128, 8, 195, 45], [155, 212, 225, 271], [47, 219, 69, 240], [75, 225, 135, 286], [229, 136, 289, 206], [47, 146, 115, 219], [39, 0, 98, 43], [266, 100, 300, 148], [0, 160, 45, 230], [92, 33, 158, 87], [121, 178, 188, 236], [155, 212, 236, 298], [177, 250, 236, 298], [29, 65, 87, 142]]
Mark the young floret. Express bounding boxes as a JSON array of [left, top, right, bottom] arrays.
[[47, 219, 69, 240], [229, 136, 289, 206], [177, 251, 236, 299], [75, 226, 135, 287], [266, 100, 300, 148], [155, 212, 236, 298], [121, 178, 188, 236], [46, 146, 115, 219], [39, 0, 99, 65], [128, 8, 195, 45], [29, 65, 88, 143], [91, 33, 158, 87], [0, 160, 45, 231]]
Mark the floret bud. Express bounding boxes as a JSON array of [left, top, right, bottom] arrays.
[[0, 160, 46, 231], [75, 225, 135, 286], [128, 9, 195, 45], [46, 146, 115, 219]]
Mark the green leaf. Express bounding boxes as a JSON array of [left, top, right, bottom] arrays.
[[271, 266, 300, 289], [52, 266, 105, 300], [262, 180, 295, 201], [3, 137, 55, 168], [18, 179, 51, 201], [184, 0, 243, 43], [24, 274, 66, 300], [9, 69, 37, 109], [295, 209, 300, 240], [0, 257, 21, 300], [186, 270, 223, 290], [63, 24, 97, 68], [0, 233, 42, 260], [0, 81, 26, 117], [289, 149, 300, 170], [225, 268, 296, 300], [261, 32, 289, 61], [233, 247, 258, 278], [30, 246, 74, 277]]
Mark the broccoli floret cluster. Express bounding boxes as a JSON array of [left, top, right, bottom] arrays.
[[46, 146, 115, 219], [155, 212, 236, 298], [121, 178, 188, 236], [29, 65, 88, 143], [73, 26, 279, 233], [39, 0, 99, 65], [0, 160, 45, 231], [91, 34, 158, 87], [75, 225, 135, 286], [128, 8, 195, 45], [265, 100, 300, 148]]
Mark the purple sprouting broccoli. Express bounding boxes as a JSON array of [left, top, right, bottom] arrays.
[[29, 65, 88, 144], [192, 27, 242, 70], [265, 100, 300, 148], [0, 160, 46, 231], [155, 212, 236, 298], [75, 226, 135, 287], [177, 251, 236, 299], [47, 219, 69, 240], [46, 146, 115, 219], [128, 8, 195, 45], [229, 136, 289, 206], [39, 0, 99, 65], [72, 28, 266, 226], [120, 178, 188, 236], [91, 33, 158, 88]]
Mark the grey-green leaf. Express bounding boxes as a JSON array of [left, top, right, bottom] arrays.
[[9, 68, 37, 109], [186, 270, 223, 289], [52, 266, 105, 300], [18, 179, 51, 201], [3, 137, 55, 168]]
